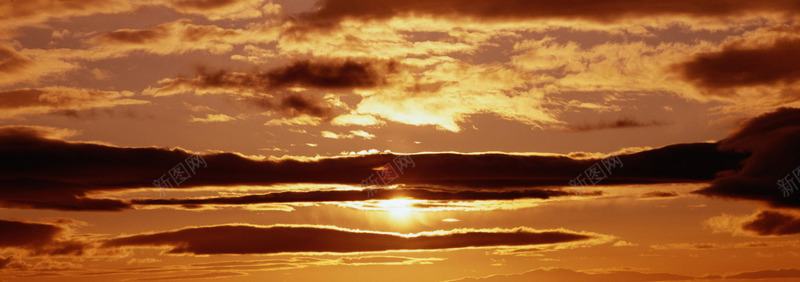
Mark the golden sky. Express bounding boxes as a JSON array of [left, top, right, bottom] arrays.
[[2, 0, 800, 281]]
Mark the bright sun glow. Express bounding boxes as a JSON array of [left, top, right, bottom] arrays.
[[377, 198, 417, 219]]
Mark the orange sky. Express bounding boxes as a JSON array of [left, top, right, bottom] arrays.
[[2, 0, 800, 281]]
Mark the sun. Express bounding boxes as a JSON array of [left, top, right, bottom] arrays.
[[376, 198, 417, 219]]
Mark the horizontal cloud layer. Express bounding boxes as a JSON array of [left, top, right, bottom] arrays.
[[1, 0, 275, 28], [0, 87, 148, 120], [298, 0, 800, 26], [132, 188, 571, 208], [566, 117, 668, 132], [0, 124, 747, 211], [449, 267, 694, 281], [104, 225, 595, 254], [450, 267, 800, 281]]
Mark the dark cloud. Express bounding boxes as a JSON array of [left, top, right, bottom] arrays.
[[694, 108, 800, 208], [0, 178, 130, 211], [131, 188, 571, 208], [0, 220, 86, 256], [297, 0, 800, 27], [94, 28, 168, 44], [159, 59, 393, 92], [267, 60, 395, 88], [725, 269, 800, 280], [640, 191, 679, 198], [0, 124, 747, 211], [247, 94, 335, 119], [741, 210, 800, 236], [103, 225, 593, 255], [279, 95, 332, 118], [0, 89, 48, 109], [567, 118, 668, 132], [679, 39, 800, 90], [0, 45, 32, 74], [0, 220, 61, 249], [0, 256, 12, 269], [449, 267, 694, 282], [169, 0, 237, 10], [151, 60, 394, 119]]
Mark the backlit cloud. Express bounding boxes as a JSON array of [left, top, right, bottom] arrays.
[[0, 125, 747, 211], [131, 188, 572, 208], [296, 0, 800, 27], [146, 59, 396, 97], [679, 38, 800, 91], [0, 219, 87, 256], [104, 224, 597, 254], [706, 210, 800, 237], [695, 108, 800, 208], [166, 0, 278, 20]]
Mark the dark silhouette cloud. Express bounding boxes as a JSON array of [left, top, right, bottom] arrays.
[[741, 210, 800, 236], [0, 220, 86, 256], [0, 178, 130, 211], [0, 220, 61, 249], [640, 191, 679, 198], [149, 60, 395, 119], [567, 117, 668, 132], [0, 124, 747, 211], [247, 94, 335, 119], [156, 59, 394, 93], [0, 256, 12, 269], [94, 28, 168, 44], [169, 0, 237, 10], [725, 269, 800, 280], [679, 39, 800, 90], [265, 60, 394, 88], [103, 225, 594, 254], [694, 108, 800, 208], [131, 188, 571, 208]]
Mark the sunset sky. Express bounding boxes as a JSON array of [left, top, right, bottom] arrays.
[[2, 0, 800, 281]]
